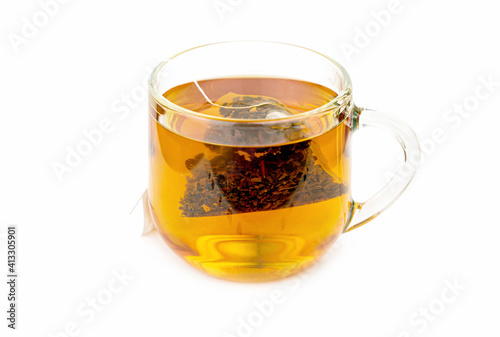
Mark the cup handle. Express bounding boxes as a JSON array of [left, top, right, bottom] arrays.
[[343, 107, 421, 233]]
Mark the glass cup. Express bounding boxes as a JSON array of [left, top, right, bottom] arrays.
[[147, 41, 420, 282]]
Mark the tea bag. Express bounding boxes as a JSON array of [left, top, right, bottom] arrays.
[[177, 93, 348, 218]]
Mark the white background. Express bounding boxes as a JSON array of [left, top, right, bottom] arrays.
[[1, 0, 500, 336]]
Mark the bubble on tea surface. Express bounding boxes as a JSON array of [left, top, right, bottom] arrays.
[[265, 109, 292, 119]]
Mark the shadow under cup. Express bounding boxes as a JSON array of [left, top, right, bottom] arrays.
[[148, 42, 357, 282]]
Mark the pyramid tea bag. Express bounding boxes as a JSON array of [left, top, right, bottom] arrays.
[[179, 92, 347, 218]]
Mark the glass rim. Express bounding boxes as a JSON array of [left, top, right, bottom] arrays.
[[149, 40, 353, 123]]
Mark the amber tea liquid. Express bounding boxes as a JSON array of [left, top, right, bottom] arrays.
[[149, 78, 351, 281]]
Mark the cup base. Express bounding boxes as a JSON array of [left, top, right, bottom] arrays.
[[159, 231, 336, 282]]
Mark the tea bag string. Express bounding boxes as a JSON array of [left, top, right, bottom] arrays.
[[194, 80, 216, 105]]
